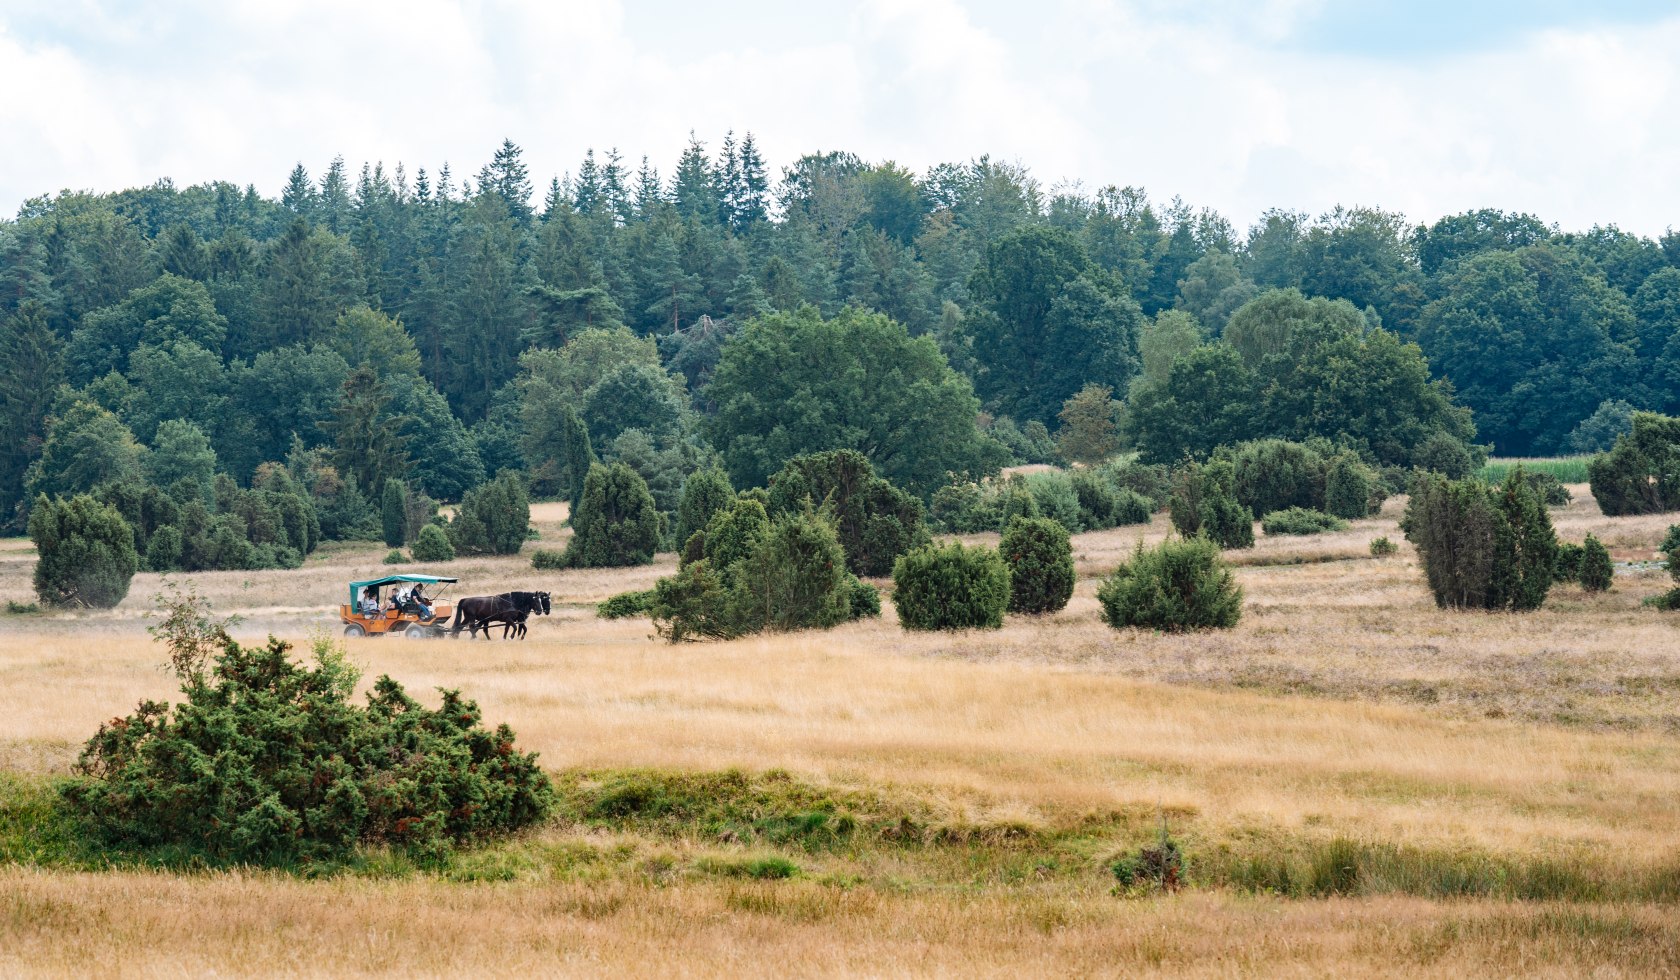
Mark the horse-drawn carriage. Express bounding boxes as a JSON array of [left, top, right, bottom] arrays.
[[340, 574, 457, 638], [339, 574, 551, 639]]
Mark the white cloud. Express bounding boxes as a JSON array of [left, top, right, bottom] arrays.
[[1, 0, 1678, 236]]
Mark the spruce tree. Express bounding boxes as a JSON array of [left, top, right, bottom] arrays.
[[561, 406, 596, 520]]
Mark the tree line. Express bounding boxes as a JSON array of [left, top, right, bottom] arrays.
[[4, 134, 1678, 543]]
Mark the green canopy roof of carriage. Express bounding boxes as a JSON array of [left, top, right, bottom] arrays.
[[349, 575, 457, 605]]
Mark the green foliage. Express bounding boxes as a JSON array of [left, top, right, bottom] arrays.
[[985, 417, 1058, 466], [448, 473, 531, 556], [24, 400, 147, 502], [563, 463, 660, 567], [530, 549, 566, 570], [29, 494, 138, 609], [1370, 536, 1398, 557], [61, 607, 553, 865], [145, 419, 217, 502], [1097, 536, 1242, 632], [674, 467, 734, 550], [597, 589, 657, 619], [1022, 471, 1082, 531], [1566, 399, 1637, 455], [845, 576, 881, 619], [1553, 542, 1584, 582], [704, 497, 770, 570], [1323, 453, 1375, 519], [381, 478, 407, 547], [410, 524, 455, 563], [383, 548, 405, 565], [1000, 516, 1075, 614], [1588, 413, 1680, 516], [707, 306, 1006, 497], [1401, 469, 1558, 611], [891, 541, 1011, 631], [1096, 459, 1173, 510], [1413, 431, 1476, 478], [1222, 439, 1327, 517], [1261, 507, 1348, 536], [1477, 457, 1592, 484], [649, 560, 741, 642], [1578, 535, 1613, 592], [767, 450, 929, 577], [727, 510, 853, 633], [1055, 383, 1124, 464], [1168, 460, 1254, 550]]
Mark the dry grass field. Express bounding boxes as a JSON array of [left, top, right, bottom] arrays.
[[3, 490, 1680, 976]]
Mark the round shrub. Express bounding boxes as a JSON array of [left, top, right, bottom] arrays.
[[1413, 432, 1475, 479], [845, 576, 882, 620], [410, 523, 455, 562], [1000, 516, 1075, 614], [891, 542, 1011, 631], [1070, 469, 1119, 530], [29, 494, 139, 609], [382, 548, 405, 564], [1098, 536, 1242, 632], [1226, 439, 1327, 516], [675, 467, 734, 549], [598, 589, 657, 619], [1553, 541, 1584, 582], [728, 511, 852, 633], [1024, 473, 1082, 533], [1370, 536, 1398, 557], [1112, 488, 1155, 526], [1579, 534, 1613, 592], [1261, 507, 1348, 536]]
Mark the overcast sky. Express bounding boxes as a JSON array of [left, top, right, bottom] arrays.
[[3, 0, 1678, 236]]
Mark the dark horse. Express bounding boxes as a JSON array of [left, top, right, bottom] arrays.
[[450, 591, 550, 639]]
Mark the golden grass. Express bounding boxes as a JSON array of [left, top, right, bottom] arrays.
[[3, 485, 1680, 975]]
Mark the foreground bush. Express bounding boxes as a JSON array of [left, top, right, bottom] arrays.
[[891, 542, 1010, 631], [1098, 536, 1242, 632], [60, 596, 553, 864], [1261, 507, 1348, 536], [29, 494, 138, 609], [563, 463, 661, 567], [1402, 469, 1557, 611], [1323, 453, 1375, 519], [1000, 516, 1075, 614], [598, 589, 657, 619], [1588, 412, 1680, 516]]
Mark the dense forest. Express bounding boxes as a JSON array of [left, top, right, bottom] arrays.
[[3, 134, 1677, 545]]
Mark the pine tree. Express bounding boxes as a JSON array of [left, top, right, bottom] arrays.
[[478, 138, 534, 224], [319, 156, 352, 234], [573, 149, 603, 216], [281, 163, 317, 217], [672, 133, 719, 225], [561, 406, 596, 519], [734, 133, 770, 230]]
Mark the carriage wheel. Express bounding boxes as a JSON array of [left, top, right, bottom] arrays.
[[343, 623, 366, 638], [404, 624, 430, 638]]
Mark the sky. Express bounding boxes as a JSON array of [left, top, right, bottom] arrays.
[[2, 0, 1678, 236]]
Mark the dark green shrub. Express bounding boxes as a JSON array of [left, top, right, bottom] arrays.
[[1521, 471, 1572, 507], [448, 473, 531, 556], [1647, 526, 1680, 609], [674, 467, 734, 548], [704, 497, 769, 570], [60, 600, 553, 864], [1113, 488, 1154, 526], [891, 542, 1011, 631], [1097, 536, 1242, 631], [1589, 412, 1680, 516], [1324, 453, 1375, 519], [1401, 468, 1557, 611], [598, 589, 657, 619], [1070, 469, 1120, 530], [382, 548, 405, 564], [1169, 460, 1254, 550], [1553, 542, 1584, 582], [381, 478, 407, 548], [650, 560, 741, 642], [1224, 439, 1326, 516], [1413, 431, 1477, 479], [144, 524, 184, 572], [994, 479, 1040, 528], [930, 481, 989, 533], [1261, 507, 1348, 536], [531, 549, 566, 570], [410, 523, 455, 562], [29, 494, 139, 609], [1579, 535, 1612, 592], [560, 406, 596, 519], [767, 450, 929, 577], [845, 576, 882, 619], [564, 463, 660, 567], [1000, 516, 1075, 614], [728, 510, 853, 633], [1370, 536, 1398, 557]]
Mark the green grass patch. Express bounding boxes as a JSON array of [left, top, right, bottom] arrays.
[[1478, 457, 1591, 484]]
